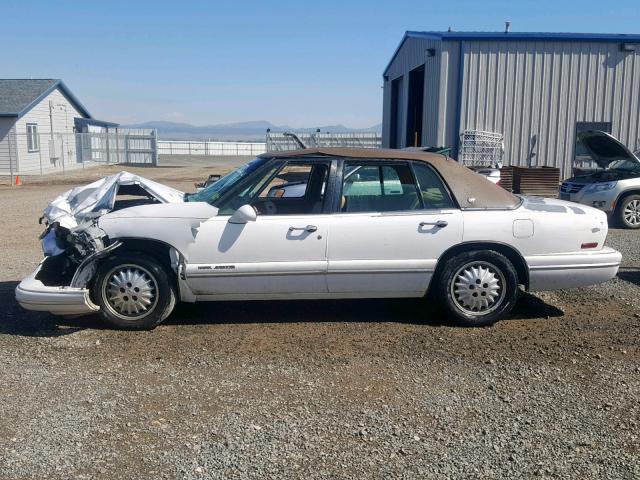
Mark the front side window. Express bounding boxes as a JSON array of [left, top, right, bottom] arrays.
[[26, 123, 39, 152], [217, 160, 330, 216], [341, 162, 420, 213], [186, 157, 270, 204]]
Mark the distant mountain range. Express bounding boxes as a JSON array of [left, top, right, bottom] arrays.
[[122, 120, 382, 141]]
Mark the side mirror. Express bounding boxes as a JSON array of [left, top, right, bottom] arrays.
[[228, 204, 257, 224]]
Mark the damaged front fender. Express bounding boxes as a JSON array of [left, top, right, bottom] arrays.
[[70, 240, 122, 288]]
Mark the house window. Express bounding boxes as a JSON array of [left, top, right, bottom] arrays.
[[26, 123, 40, 152]]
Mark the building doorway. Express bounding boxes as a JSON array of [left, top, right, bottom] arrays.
[[389, 76, 403, 149], [406, 65, 425, 147]]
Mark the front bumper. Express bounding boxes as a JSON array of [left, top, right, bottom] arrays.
[[526, 247, 622, 291], [559, 188, 617, 213], [15, 261, 100, 316]]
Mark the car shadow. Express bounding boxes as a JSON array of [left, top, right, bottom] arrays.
[[617, 269, 640, 287], [0, 280, 564, 337], [0, 281, 112, 337], [165, 291, 564, 327]]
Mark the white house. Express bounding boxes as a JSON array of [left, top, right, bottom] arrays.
[[0, 79, 118, 175]]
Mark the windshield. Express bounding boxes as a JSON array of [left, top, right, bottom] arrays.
[[186, 157, 269, 204], [607, 159, 640, 172]]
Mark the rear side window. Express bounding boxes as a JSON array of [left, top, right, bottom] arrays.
[[412, 163, 454, 209], [341, 163, 420, 213]]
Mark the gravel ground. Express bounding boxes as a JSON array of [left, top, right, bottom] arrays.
[[0, 168, 638, 479]]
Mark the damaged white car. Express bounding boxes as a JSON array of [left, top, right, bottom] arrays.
[[17, 149, 622, 330]]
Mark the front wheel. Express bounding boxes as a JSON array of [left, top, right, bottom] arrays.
[[436, 250, 519, 327], [93, 253, 176, 330], [617, 195, 640, 229]]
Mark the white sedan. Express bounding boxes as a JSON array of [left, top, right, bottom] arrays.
[[16, 148, 621, 329]]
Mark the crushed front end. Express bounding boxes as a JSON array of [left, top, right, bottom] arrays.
[[15, 221, 118, 316], [16, 171, 184, 316]]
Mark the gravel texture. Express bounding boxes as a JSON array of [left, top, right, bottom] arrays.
[[0, 168, 638, 479]]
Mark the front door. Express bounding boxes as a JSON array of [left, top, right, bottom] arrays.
[[184, 159, 332, 297], [327, 161, 463, 296]]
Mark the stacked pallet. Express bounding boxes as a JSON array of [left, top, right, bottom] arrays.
[[499, 167, 560, 197], [499, 167, 514, 192]]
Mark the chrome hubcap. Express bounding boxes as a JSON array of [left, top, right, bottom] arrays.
[[104, 265, 158, 318], [451, 261, 505, 315], [624, 200, 640, 226]]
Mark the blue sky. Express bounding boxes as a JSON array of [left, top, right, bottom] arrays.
[[1, 0, 638, 127]]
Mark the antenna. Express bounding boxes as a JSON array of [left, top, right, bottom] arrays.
[[505, 21, 511, 33]]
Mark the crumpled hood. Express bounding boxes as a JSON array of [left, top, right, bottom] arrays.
[[42, 171, 185, 228]]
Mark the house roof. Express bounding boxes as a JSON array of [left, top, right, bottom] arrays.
[[0, 79, 91, 118], [384, 31, 640, 75]]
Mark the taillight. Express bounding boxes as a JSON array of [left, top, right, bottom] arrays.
[[581, 242, 598, 249]]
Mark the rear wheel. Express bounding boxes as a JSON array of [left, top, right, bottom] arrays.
[[436, 250, 518, 327], [617, 195, 640, 229], [93, 253, 176, 330]]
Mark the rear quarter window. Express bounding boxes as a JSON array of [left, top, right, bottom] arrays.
[[412, 163, 455, 209]]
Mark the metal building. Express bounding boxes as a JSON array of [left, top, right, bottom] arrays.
[[382, 31, 640, 177]]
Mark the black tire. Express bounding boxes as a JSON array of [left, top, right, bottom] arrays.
[[616, 194, 640, 229], [93, 252, 176, 330], [435, 250, 518, 327]]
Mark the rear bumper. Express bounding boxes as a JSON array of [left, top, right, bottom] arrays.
[[526, 247, 622, 291], [15, 261, 99, 316]]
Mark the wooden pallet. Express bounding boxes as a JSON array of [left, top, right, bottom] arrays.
[[510, 167, 560, 197]]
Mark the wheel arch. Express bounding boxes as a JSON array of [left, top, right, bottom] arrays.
[[111, 237, 184, 276], [614, 189, 640, 228], [431, 241, 529, 290], [615, 188, 640, 207]]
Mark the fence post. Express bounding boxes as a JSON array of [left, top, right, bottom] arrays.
[[116, 128, 120, 163], [105, 129, 111, 165], [151, 129, 158, 166], [7, 127, 14, 185]]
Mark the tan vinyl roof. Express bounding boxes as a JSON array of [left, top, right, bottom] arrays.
[[259, 148, 519, 209]]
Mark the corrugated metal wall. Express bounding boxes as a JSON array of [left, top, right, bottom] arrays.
[[459, 40, 640, 176], [383, 36, 640, 177], [383, 37, 442, 147]]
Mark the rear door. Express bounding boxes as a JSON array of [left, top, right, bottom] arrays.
[[326, 160, 463, 296]]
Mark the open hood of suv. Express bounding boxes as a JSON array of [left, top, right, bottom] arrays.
[[577, 130, 640, 169]]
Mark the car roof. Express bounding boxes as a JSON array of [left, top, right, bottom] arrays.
[[259, 147, 519, 210], [259, 147, 448, 163]]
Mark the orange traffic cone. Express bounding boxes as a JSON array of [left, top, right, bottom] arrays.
[[14, 175, 22, 186]]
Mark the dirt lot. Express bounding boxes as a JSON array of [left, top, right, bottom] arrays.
[[0, 166, 638, 479]]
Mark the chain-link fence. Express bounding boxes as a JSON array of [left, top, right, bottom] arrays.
[[1, 129, 157, 181]]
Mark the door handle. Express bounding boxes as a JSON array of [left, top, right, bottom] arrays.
[[419, 220, 448, 228], [289, 225, 318, 233]]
